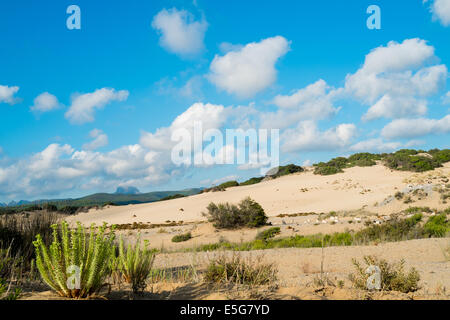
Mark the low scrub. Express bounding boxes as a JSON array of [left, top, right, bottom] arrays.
[[0, 211, 58, 271], [266, 164, 304, 178], [240, 177, 264, 186], [423, 214, 449, 237], [349, 256, 420, 293], [33, 222, 116, 298], [204, 253, 277, 286], [172, 232, 192, 243], [203, 197, 268, 229], [255, 227, 280, 241], [193, 211, 450, 253]]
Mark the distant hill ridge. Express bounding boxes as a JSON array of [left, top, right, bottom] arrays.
[[0, 187, 202, 209]]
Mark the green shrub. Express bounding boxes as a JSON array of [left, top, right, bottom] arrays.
[[33, 221, 116, 298], [266, 164, 304, 178], [114, 235, 155, 294], [314, 165, 343, 175], [172, 232, 192, 243], [217, 181, 239, 189], [349, 256, 420, 293], [204, 253, 277, 286], [203, 197, 268, 229], [354, 216, 423, 243], [423, 214, 449, 237], [256, 227, 281, 241], [240, 177, 264, 186]]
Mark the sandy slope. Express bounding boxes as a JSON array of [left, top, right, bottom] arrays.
[[67, 163, 450, 226]]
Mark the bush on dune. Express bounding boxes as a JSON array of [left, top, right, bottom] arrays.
[[172, 232, 192, 243], [203, 197, 268, 229]]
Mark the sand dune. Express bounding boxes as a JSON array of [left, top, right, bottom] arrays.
[[67, 163, 450, 227]]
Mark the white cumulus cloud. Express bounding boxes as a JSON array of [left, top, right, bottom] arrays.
[[0, 85, 19, 104], [345, 38, 447, 120], [65, 88, 129, 124], [428, 0, 450, 26], [208, 36, 290, 98], [82, 129, 109, 151], [281, 121, 357, 153], [261, 79, 342, 129], [30, 92, 61, 112], [152, 8, 208, 57], [381, 115, 450, 139]]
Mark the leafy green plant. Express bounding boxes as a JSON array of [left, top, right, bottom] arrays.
[[33, 221, 116, 298], [114, 235, 155, 293], [172, 232, 192, 243], [204, 253, 277, 286], [349, 256, 420, 293]]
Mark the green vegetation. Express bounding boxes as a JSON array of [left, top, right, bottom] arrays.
[[217, 180, 239, 189], [313, 149, 450, 176], [240, 177, 264, 186], [349, 256, 420, 293], [159, 194, 187, 201], [266, 164, 304, 178], [171, 232, 192, 243], [423, 214, 449, 237], [204, 253, 277, 286], [203, 197, 268, 229], [33, 221, 116, 298], [114, 235, 155, 294], [191, 210, 449, 253], [255, 227, 281, 241]]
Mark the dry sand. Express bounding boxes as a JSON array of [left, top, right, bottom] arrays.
[[67, 163, 450, 227]]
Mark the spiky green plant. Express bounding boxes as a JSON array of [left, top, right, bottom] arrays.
[[33, 221, 116, 298], [115, 234, 155, 293]]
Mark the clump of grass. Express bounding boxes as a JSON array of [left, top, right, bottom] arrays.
[[204, 253, 277, 286], [149, 265, 198, 283], [423, 214, 449, 237], [172, 232, 192, 243], [113, 235, 155, 294], [0, 247, 22, 300], [203, 197, 268, 229], [349, 256, 420, 293], [255, 227, 280, 241], [0, 278, 21, 300], [33, 221, 116, 298]]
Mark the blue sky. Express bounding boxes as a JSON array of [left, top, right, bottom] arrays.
[[1, 0, 450, 202]]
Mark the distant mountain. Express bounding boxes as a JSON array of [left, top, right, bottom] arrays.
[[115, 186, 141, 195], [7, 200, 31, 207], [0, 188, 203, 209]]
